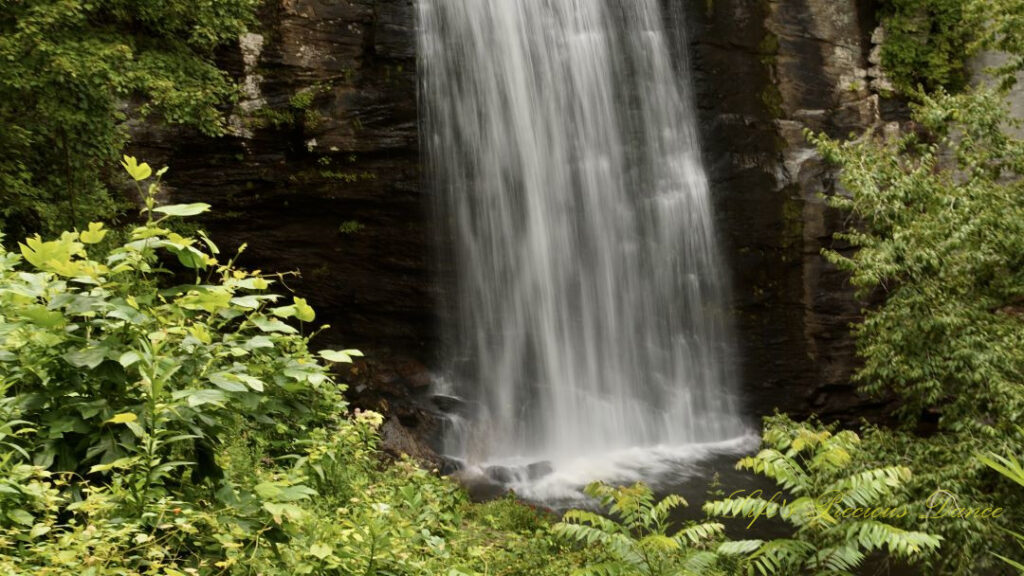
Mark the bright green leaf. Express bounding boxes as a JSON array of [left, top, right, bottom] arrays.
[[80, 222, 108, 244], [153, 203, 212, 217], [121, 155, 153, 181], [105, 413, 138, 425]]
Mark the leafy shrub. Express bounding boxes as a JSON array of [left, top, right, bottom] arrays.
[[705, 416, 941, 575], [0, 156, 476, 575], [810, 89, 1024, 435], [812, 20, 1024, 570], [0, 157, 353, 485]]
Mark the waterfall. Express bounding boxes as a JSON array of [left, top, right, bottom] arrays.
[[418, 0, 749, 472]]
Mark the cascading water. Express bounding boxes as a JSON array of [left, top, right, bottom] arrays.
[[418, 0, 752, 495]]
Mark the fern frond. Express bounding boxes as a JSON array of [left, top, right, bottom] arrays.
[[674, 522, 724, 545], [808, 543, 864, 574], [780, 496, 835, 529], [791, 427, 832, 455], [639, 533, 680, 555], [554, 522, 619, 546], [678, 550, 720, 575], [824, 466, 910, 507], [737, 449, 810, 493], [851, 520, 942, 558], [809, 444, 853, 472], [562, 509, 623, 532], [747, 538, 815, 576], [651, 492, 686, 526], [716, 539, 765, 556], [703, 497, 784, 523]]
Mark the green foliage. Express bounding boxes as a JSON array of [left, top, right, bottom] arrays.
[[966, 0, 1024, 89], [878, 0, 1024, 95], [814, 2, 1024, 567], [0, 0, 259, 237], [852, 425, 1022, 574], [1, 158, 342, 480], [878, 0, 976, 93], [339, 220, 366, 234], [251, 84, 328, 130], [0, 156, 607, 576], [705, 416, 941, 576], [555, 481, 735, 576], [811, 86, 1023, 574], [810, 89, 1024, 433], [0, 156, 369, 573], [443, 494, 599, 576], [980, 439, 1024, 572]]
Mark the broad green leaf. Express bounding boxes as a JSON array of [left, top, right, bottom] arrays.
[[244, 335, 274, 349], [293, 297, 315, 322], [7, 509, 33, 526], [252, 316, 298, 334], [237, 373, 265, 392], [198, 230, 219, 254], [19, 234, 82, 271], [255, 482, 316, 502], [63, 346, 107, 369], [262, 501, 304, 524], [271, 305, 296, 319], [232, 277, 271, 290], [105, 413, 138, 425], [19, 305, 65, 328], [230, 295, 264, 309], [153, 203, 211, 217], [209, 372, 247, 392], [319, 349, 363, 364], [319, 349, 353, 363], [118, 351, 141, 367], [171, 389, 228, 408], [29, 524, 51, 538], [254, 482, 282, 499], [169, 246, 209, 269], [89, 457, 135, 474], [309, 543, 333, 560], [177, 289, 232, 314], [80, 222, 108, 244], [121, 155, 153, 181]]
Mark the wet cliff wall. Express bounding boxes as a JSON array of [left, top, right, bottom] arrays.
[[677, 0, 897, 422], [132, 0, 429, 359]]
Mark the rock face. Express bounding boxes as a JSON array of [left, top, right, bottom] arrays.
[[132, 0, 432, 360], [677, 0, 899, 422], [132, 0, 896, 439]]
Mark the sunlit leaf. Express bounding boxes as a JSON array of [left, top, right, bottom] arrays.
[[104, 413, 138, 425], [80, 222, 108, 244], [121, 155, 153, 181], [293, 297, 315, 322], [153, 203, 211, 217]]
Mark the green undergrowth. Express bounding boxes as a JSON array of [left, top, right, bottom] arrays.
[[0, 154, 1017, 575], [0, 156, 601, 576]]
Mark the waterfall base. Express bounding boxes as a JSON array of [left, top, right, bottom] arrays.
[[447, 434, 760, 507]]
